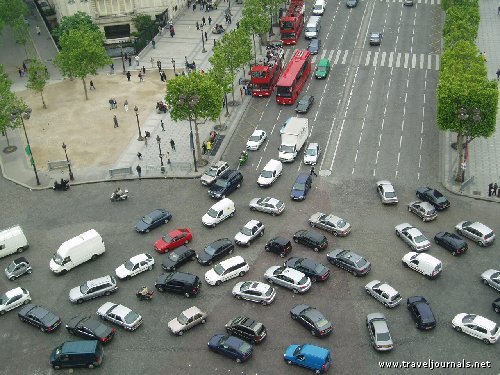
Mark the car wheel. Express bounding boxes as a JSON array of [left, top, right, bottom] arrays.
[[148, 265, 153, 271], [482, 338, 491, 344], [53, 365, 60, 370], [309, 222, 315, 228], [237, 183, 241, 189], [215, 281, 222, 286], [91, 254, 98, 261], [291, 314, 297, 320], [184, 292, 191, 298], [451, 251, 457, 256], [23, 299, 30, 305], [88, 364, 95, 369], [250, 206, 256, 211], [311, 277, 317, 283], [395, 231, 400, 237], [483, 279, 489, 285], [164, 219, 169, 224], [293, 288, 299, 294], [494, 306, 500, 313], [191, 256, 196, 261], [267, 278, 273, 284], [454, 326, 462, 332], [40, 327, 45, 332], [351, 270, 358, 276], [77, 299, 84, 304], [260, 230, 264, 237], [201, 319, 206, 324], [456, 229, 462, 235], [265, 246, 270, 252], [311, 330, 316, 336], [293, 238, 299, 243], [27, 270, 32, 274], [280, 253, 286, 258], [0, 311, 4, 316], [157, 286, 165, 292], [208, 260, 213, 266], [383, 302, 390, 308], [271, 211, 276, 216], [235, 294, 242, 300], [228, 248, 233, 254], [313, 247, 319, 252], [333, 231, 338, 237], [239, 271, 246, 277], [126, 275, 132, 280], [287, 360, 293, 365], [402, 261, 408, 268], [9, 275, 16, 281], [146, 229, 150, 233], [17, 247, 24, 253], [478, 241, 485, 247], [178, 330, 184, 336], [365, 289, 370, 295], [261, 301, 268, 306], [236, 358, 242, 363]]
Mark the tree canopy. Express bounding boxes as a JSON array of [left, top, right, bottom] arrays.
[[0, 0, 28, 34], [0, 65, 27, 144], [26, 59, 50, 109], [53, 11, 100, 40], [240, 0, 271, 61]]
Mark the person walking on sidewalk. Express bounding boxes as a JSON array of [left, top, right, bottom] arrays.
[[136, 165, 142, 179], [161, 120, 165, 131], [196, 21, 200, 30], [137, 152, 142, 160], [152, 40, 156, 49], [139, 72, 144, 82], [157, 60, 162, 71], [488, 182, 493, 196], [208, 16, 212, 25], [496, 68, 500, 81], [124, 99, 129, 112], [205, 31, 208, 41], [135, 55, 140, 66], [170, 138, 176, 151], [36, 26, 40, 35], [206, 140, 212, 154], [113, 115, 119, 128], [126, 71, 131, 81], [128, 56, 132, 66], [89, 80, 96, 90], [310, 166, 318, 177], [493, 183, 498, 196], [202, 16, 206, 26]]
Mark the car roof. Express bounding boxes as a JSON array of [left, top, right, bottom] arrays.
[[169, 228, 186, 236], [303, 230, 325, 241], [261, 197, 280, 205], [225, 335, 246, 349], [272, 236, 290, 245], [183, 306, 204, 317], [338, 249, 361, 261], [5, 287, 24, 298], [245, 220, 262, 228], [171, 271, 198, 282], [300, 344, 330, 358], [372, 319, 389, 332], [378, 283, 398, 296], [112, 304, 131, 317], [251, 129, 265, 136], [407, 227, 423, 237], [281, 267, 304, 281], [414, 253, 440, 263], [295, 173, 310, 183], [467, 221, 492, 232], [243, 281, 269, 293], [130, 253, 150, 263], [150, 209, 166, 217], [307, 142, 319, 149], [367, 312, 386, 322], [212, 161, 229, 168], [472, 315, 497, 330]]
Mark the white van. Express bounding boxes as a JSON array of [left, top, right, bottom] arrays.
[[257, 159, 283, 187], [204, 255, 249, 285], [202, 198, 235, 227], [0, 226, 29, 259], [49, 229, 105, 274], [305, 16, 321, 39], [312, 0, 325, 15], [402, 252, 442, 279]]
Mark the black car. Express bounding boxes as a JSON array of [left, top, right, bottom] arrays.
[[406, 296, 436, 330], [208, 334, 253, 363], [369, 32, 382, 46], [285, 257, 330, 282], [155, 271, 201, 297], [493, 298, 500, 313], [208, 170, 243, 199], [66, 315, 116, 343], [225, 316, 267, 344], [265, 237, 292, 258], [197, 238, 234, 265], [434, 231, 468, 256], [307, 39, 321, 55], [18, 304, 61, 332], [326, 249, 371, 276], [135, 209, 172, 233], [295, 95, 315, 114], [162, 246, 197, 271], [346, 0, 358, 7], [416, 187, 450, 210], [290, 304, 333, 337], [293, 230, 328, 252], [290, 173, 312, 201]]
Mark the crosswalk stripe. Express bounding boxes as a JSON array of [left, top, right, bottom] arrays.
[[420, 53, 424, 69], [320, 50, 327, 59], [435, 54, 440, 70], [427, 54, 432, 70], [388, 52, 394, 67], [411, 53, 416, 69], [341, 50, 349, 64], [380, 51, 386, 66], [404, 53, 409, 68], [328, 50, 334, 60], [396, 53, 401, 68], [373, 51, 379, 67], [312, 55, 317, 63], [365, 51, 371, 66], [334, 49, 342, 64]]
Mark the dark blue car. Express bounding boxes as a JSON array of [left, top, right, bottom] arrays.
[[208, 334, 253, 363], [135, 209, 172, 233], [290, 173, 312, 201]]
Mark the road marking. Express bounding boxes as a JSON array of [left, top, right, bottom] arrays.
[[388, 51, 394, 67], [328, 50, 335, 60], [435, 54, 440, 70], [395, 53, 401, 68], [380, 51, 386, 66], [403, 53, 409, 68], [411, 53, 416, 69], [341, 50, 349, 64], [420, 53, 424, 69], [427, 54, 432, 70], [334, 49, 342, 64], [365, 51, 372, 66], [372, 51, 379, 66]]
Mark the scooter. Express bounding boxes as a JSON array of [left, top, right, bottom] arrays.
[[110, 189, 128, 202], [136, 287, 154, 301], [53, 179, 70, 191], [239, 152, 248, 166]]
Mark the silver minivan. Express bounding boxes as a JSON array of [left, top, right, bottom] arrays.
[[69, 275, 118, 304]]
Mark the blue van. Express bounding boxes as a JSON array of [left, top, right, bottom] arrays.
[[290, 173, 312, 201], [284, 344, 332, 373]]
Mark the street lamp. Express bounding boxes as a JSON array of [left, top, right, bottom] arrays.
[[201, 26, 206, 53], [134, 106, 144, 141], [61, 142, 74, 180], [120, 42, 126, 74], [156, 135, 165, 172], [178, 94, 200, 172], [455, 107, 481, 183], [11, 108, 40, 185], [171, 58, 176, 74]]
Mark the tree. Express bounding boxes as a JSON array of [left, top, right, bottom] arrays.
[[0, 0, 28, 35], [54, 27, 112, 100], [165, 72, 224, 164], [26, 59, 50, 109], [240, 0, 271, 61], [209, 29, 252, 103], [53, 11, 100, 40], [0, 66, 27, 148]]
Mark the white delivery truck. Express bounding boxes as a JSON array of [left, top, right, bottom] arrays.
[[278, 117, 309, 162], [49, 229, 105, 274], [0, 225, 29, 259]]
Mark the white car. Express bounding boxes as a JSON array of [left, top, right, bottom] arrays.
[[0, 287, 31, 315], [376, 180, 398, 204], [96, 302, 143, 331], [303, 143, 320, 165], [452, 313, 500, 344], [402, 252, 442, 279], [365, 280, 402, 308], [395, 223, 431, 252], [481, 269, 500, 292], [264, 266, 311, 294], [246, 130, 267, 150], [200, 161, 230, 186], [115, 253, 155, 280], [234, 220, 265, 246], [168, 306, 207, 336], [205, 256, 249, 286]]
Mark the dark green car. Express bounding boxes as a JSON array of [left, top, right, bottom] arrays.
[[315, 58, 331, 79]]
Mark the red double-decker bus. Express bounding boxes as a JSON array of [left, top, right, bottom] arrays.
[[276, 50, 311, 105], [250, 51, 283, 97], [280, 0, 305, 45]]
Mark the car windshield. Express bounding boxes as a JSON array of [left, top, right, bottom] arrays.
[[376, 332, 391, 341], [317, 66, 327, 71], [298, 99, 308, 105], [124, 261, 135, 271], [249, 135, 261, 142], [260, 170, 273, 178], [414, 235, 427, 243], [241, 227, 253, 236], [162, 234, 173, 242], [355, 258, 367, 267], [207, 208, 218, 218], [280, 145, 295, 153], [52, 253, 64, 265], [316, 318, 329, 328], [313, 4, 322, 9], [169, 252, 180, 261], [435, 196, 447, 203], [298, 276, 308, 285], [124, 311, 140, 324], [214, 264, 226, 275], [204, 245, 216, 255], [385, 191, 396, 198], [80, 282, 90, 294], [293, 183, 305, 191], [265, 287, 273, 296], [6, 262, 17, 272], [205, 168, 217, 177], [305, 148, 317, 156], [336, 219, 347, 228], [315, 264, 326, 273], [213, 179, 228, 188], [142, 215, 153, 225], [462, 314, 475, 324], [306, 26, 316, 32], [0, 294, 7, 304], [239, 342, 252, 354], [177, 312, 189, 325], [293, 345, 303, 356], [93, 324, 108, 337], [491, 272, 500, 281], [277, 201, 284, 209]]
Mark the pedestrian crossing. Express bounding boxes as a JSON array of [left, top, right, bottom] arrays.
[[306, 49, 440, 71]]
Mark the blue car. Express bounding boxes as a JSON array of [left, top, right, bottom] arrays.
[[135, 209, 172, 233], [284, 344, 332, 373], [290, 173, 312, 201], [208, 334, 253, 363]]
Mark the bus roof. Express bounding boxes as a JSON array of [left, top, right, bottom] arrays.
[[277, 50, 311, 87]]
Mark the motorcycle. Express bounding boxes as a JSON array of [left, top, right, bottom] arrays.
[[136, 287, 154, 301], [53, 179, 70, 191], [239, 152, 248, 166], [110, 189, 128, 202]]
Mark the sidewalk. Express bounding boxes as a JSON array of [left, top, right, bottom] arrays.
[[441, 0, 500, 202]]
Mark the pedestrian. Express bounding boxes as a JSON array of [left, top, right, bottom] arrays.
[[496, 68, 500, 80], [202, 142, 207, 154], [136, 165, 142, 179], [126, 71, 131, 81], [137, 152, 142, 159], [139, 72, 144, 82], [240, 87, 243, 99], [202, 16, 206, 26], [152, 39, 156, 49], [89, 80, 95, 90], [494, 183, 498, 196], [160, 71, 165, 82], [208, 16, 212, 25], [36, 26, 40, 35], [236, 21, 240, 29], [193, 3, 196, 11], [22, 62, 27, 72], [150, 57, 155, 68], [113, 115, 119, 128], [124, 52, 128, 61], [158, 25, 162, 35], [135, 55, 140, 66], [142, 66, 146, 75], [228, 15, 232, 24], [170, 138, 176, 151], [144, 135, 148, 146], [128, 57, 132, 66], [18, 68, 23, 77], [170, 27, 175, 37], [124, 99, 129, 112], [196, 21, 199, 30], [158, 60, 162, 71], [160, 120, 165, 131], [310, 166, 318, 176], [206, 140, 212, 154], [110, 63, 114, 73], [488, 182, 493, 196]]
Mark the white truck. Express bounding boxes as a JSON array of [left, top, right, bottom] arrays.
[[49, 229, 105, 274], [0, 225, 29, 259], [278, 117, 309, 162]]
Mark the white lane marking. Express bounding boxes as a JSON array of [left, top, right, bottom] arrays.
[[334, 49, 342, 64], [388, 51, 394, 67], [435, 54, 440, 70], [341, 50, 349, 65], [365, 51, 372, 66], [373, 51, 379, 67], [412, 53, 416, 69], [380, 51, 386, 66], [404, 52, 409, 68], [396, 52, 401, 68]]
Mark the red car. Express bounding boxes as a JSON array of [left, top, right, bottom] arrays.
[[154, 228, 193, 253]]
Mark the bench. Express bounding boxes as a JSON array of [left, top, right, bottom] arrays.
[[47, 160, 70, 170], [109, 167, 133, 178]]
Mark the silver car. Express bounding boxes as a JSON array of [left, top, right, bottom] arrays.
[[264, 266, 311, 294], [395, 223, 431, 252], [69, 275, 118, 304], [246, 130, 267, 150], [366, 313, 394, 351], [481, 269, 500, 292], [200, 161, 230, 186], [376, 180, 398, 204], [232, 281, 276, 305], [96, 302, 143, 331], [365, 280, 402, 308], [4, 257, 32, 281], [234, 220, 265, 246], [308, 212, 351, 236], [168, 306, 207, 336], [455, 221, 495, 247], [408, 201, 437, 222], [249, 197, 285, 216]]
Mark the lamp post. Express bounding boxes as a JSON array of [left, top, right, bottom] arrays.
[[120, 42, 126, 74], [201, 26, 206, 53], [455, 107, 481, 183], [171, 58, 176, 74], [134, 106, 144, 141], [178, 94, 200, 172], [61, 142, 74, 180], [11, 108, 40, 185], [156, 135, 165, 172]]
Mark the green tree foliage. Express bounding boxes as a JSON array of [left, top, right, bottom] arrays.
[[0, 0, 28, 34], [54, 27, 111, 100], [132, 14, 156, 41], [26, 59, 50, 109], [53, 11, 100, 40], [165, 72, 224, 163], [0, 66, 27, 146], [209, 29, 252, 102], [443, 5, 479, 49], [441, 0, 477, 12], [240, 0, 271, 61]]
